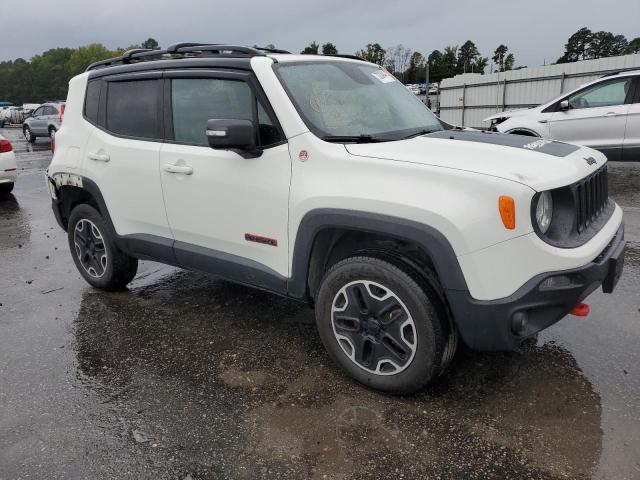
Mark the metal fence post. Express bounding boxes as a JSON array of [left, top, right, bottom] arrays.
[[501, 78, 507, 112], [559, 72, 566, 94], [461, 84, 466, 126]]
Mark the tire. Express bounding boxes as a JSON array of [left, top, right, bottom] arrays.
[[49, 127, 56, 140], [67, 204, 138, 290], [315, 256, 456, 394], [24, 126, 35, 143], [0, 182, 14, 196]]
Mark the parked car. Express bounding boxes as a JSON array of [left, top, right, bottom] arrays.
[[484, 70, 640, 161], [47, 44, 625, 393], [0, 133, 17, 195], [23, 101, 65, 143]]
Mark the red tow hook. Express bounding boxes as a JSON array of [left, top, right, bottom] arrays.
[[570, 303, 590, 317]]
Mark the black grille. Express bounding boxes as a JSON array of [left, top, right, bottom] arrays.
[[574, 166, 609, 233]]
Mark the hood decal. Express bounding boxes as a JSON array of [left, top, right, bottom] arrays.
[[426, 130, 580, 158]]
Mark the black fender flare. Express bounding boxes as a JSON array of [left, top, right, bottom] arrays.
[[287, 209, 469, 299]]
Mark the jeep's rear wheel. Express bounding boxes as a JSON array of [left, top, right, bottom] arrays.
[[68, 204, 138, 290], [315, 256, 455, 394]]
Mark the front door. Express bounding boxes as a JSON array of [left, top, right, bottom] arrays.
[[549, 77, 633, 160], [159, 73, 291, 283]]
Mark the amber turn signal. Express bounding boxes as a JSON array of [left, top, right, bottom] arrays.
[[499, 196, 516, 229]]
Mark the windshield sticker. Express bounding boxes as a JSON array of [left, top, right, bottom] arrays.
[[371, 70, 395, 84]]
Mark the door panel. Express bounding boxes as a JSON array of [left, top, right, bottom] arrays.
[[548, 77, 633, 160], [83, 128, 170, 238], [159, 75, 291, 277], [160, 142, 291, 277], [31, 107, 46, 134], [82, 77, 171, 239], [623, 80, 640, 161]]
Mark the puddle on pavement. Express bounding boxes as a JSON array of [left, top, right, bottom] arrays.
[[73, 270, 602, 479]]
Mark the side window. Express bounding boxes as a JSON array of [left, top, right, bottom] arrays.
[[106, 80, 160, 139], [170, 78, 283, 147], [32, 107, 44, 117], [568, 78, 633, 110], [257, 101, 283, 147], [84, 80, 101, 124], [171, 78, 253, 146]]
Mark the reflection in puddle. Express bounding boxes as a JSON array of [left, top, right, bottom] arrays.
[[0, 194, 31, 249], [73, 270, 602, 479]]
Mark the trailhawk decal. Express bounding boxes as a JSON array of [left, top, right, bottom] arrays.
[[427, 130, 581, 157]]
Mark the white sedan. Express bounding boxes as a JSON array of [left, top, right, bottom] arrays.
[[484, 70, 640, 161], [0, 133, 17, 195]]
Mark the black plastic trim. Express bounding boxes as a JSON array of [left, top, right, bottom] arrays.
[[287, 209, 469, 299], [448, 223, 625, 350], [531, 165, 614, 248]]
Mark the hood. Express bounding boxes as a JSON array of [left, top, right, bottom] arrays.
[[345, 130, 605, 191], [483, 106, 542, 122]]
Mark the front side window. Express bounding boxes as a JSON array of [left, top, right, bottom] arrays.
[[106, 80, 160, 139], [32, 107, 44, 117], [170, 78, 282, 147], [274, 61, 443, 141], [568, 78, 632, 110]]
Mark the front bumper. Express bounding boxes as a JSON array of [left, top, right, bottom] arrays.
[[447, 223, 625, 351]]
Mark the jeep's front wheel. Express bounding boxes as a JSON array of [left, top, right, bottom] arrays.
[[315, 256, 455, 394], [68, 204, 138, 290]]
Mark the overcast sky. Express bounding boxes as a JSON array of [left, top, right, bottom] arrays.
[[2, 0, 639, 67]]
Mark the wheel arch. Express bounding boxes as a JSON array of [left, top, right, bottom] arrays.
[[288, 209, 469, 301], [505, 127, 540, 137], [52, 176, 114, 234]]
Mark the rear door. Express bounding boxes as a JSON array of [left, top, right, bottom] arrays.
[[30, 106, 47, 134], [82, 73, 173, 243], [622, 76, 640, 161], [159, 71, 291, 282], [549, 77, 633, 160]]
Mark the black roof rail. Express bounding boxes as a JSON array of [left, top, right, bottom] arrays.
[[86, 43, 268, 72], [323, 54, 365, 61], [254, 46, 291, 54]]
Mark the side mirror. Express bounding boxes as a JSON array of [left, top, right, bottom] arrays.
[[206, 119, 262, 158], [559, 100, 570, 111]]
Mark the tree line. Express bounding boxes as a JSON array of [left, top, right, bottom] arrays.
[[1, 28, 638, 105]]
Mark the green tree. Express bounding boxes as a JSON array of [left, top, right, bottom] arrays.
[[457, 40, 486, 74], [587, 31, 627, 58], [427, 49, 444, 83], [557, 27, 593, 63], [626, 37, 640, 54], [405, 51, 426, 83], [321, 42, 338, 55], [141, 38, 160, 50], [441, 45, 458, 79], [301, 41, 319, 54], [492, 44, 514, 72], [67, 43, 115, 76], [355, 43, 386, 65]]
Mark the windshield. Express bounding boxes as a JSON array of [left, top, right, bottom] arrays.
[[274, 61, 444, 141]]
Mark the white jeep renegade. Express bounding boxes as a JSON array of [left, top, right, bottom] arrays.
[[47, 44, 625, 393]]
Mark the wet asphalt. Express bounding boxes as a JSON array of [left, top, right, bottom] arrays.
[[0, 127, 638, 480]]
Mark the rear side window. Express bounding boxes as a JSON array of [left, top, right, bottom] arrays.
[[84, 81, 101, 124], [106, 80, 160, 139]]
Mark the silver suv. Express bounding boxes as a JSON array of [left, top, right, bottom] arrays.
[[23, 102, 65, 142]]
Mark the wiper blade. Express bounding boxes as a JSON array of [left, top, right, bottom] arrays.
[[321, 134, 387, 143], [399, 128, 438, 140]]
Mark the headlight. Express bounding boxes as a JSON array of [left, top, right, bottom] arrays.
[[535, 191, 553, 234]]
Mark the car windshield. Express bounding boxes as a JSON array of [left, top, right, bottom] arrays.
[[274, 61, 443, 142]]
